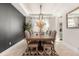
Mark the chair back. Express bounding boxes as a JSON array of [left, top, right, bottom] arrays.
[[51, 30, 57, 43], [25, 30, 31, 47], [49, 30, 52, 36]]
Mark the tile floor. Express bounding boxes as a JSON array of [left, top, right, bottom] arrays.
[[0, 39, 79, 56]]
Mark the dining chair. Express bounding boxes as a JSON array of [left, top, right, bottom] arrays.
[[51, 30, 57, 45], [25, 30, 38, 55], [25, 30, 30, 38], [25, 30, 30, 47], [51, 30, 57, 55], [28, 42, 38, 55], [43, 30, 57, 55], [49, 30, 52, 36]]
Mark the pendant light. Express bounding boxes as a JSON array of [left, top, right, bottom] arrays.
[[39, 4, 43, 20]]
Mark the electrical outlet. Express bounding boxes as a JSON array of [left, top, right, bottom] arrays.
[[9, 42, 12, 45]]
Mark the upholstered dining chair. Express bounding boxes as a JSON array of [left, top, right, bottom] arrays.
[[25, 30, 30, 39], [25, 30, 38, 55], [25, 30, 30, 48], [43, 30, 57, 55]]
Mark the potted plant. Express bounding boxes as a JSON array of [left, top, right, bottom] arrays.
[[24, 21, 32, 36]]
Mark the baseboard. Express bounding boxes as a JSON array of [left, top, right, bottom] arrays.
[[63, 41, 79, 53]]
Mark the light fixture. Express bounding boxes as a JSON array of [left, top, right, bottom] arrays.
[[39, 4, 43, 20], [36, 4, 45, 35]]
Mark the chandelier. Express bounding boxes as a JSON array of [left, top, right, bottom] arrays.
[[36, 5, 45, 31]]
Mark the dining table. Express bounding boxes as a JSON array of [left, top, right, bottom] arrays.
[[27, 35, 53, 42]]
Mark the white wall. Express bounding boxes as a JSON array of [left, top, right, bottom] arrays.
[[62, 13, 79, 51], [55, 16, 63, 40], [25, 17, 31, 23], [49, 17, 56, 31], [48, 16, 63, 41], [48, 17, 63, 41]]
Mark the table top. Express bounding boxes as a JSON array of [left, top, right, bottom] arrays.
[[27, 35, 53, 41]]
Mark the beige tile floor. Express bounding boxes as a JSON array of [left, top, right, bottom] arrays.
[[0, 39, 79, 56]]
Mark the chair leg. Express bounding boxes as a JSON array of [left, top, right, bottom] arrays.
[[25, 47, 30, 55], [51, 44, 56, 56], [28, 47, 38, 56], [51, 47, 53, 55]]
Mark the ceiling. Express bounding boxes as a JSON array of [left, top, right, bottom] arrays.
[[12, 3, 79, 17]]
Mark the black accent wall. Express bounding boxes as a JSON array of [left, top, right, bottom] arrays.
[[0, 3, 25, 52]]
